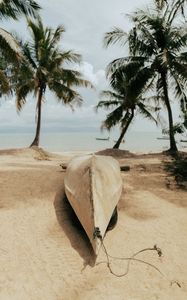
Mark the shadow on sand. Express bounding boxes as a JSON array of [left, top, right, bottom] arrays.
[[54, 185, 96, 267], [164, 152, 187, 190]]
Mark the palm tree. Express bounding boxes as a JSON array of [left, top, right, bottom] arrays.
[[13, 18, 92, 147], [97, 65, 159, 149], [104, 2, 187, 153], [0, 0, 40, 61]]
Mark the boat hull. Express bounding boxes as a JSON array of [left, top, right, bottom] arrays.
[[64, 155, 122, 254]]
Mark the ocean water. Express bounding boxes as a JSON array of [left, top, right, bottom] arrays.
[[0, 131, 186, 153]]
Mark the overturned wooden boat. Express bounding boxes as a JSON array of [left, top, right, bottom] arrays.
[[64, 154, 122, 254]]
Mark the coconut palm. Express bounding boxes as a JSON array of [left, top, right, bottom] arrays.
[[0, 0, 40, 61], [104, 2, 187, 153], [97, 64, 159, 149], [13, 17, 92, 147]]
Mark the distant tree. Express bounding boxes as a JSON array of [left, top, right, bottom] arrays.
[[13, 18, 92, 147]]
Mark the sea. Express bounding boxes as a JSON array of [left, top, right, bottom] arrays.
[[0, 130, 186, 153]]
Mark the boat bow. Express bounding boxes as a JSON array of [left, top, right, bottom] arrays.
[[64, 154, 122, 254]]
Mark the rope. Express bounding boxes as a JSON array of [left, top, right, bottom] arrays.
[[99, 241, 164, 278], [93, 227, 181, 287]]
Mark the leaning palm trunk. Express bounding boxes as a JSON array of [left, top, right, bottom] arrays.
[[113, 110, 134, 149], [160, 71, 178, 152], [30, 87, 43, 147]]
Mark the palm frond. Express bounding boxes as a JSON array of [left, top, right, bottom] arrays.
[[100, 90, 124, 101], [178, 51, 187, 62], [22, 42, 37, 69], [128, 66, 154, 98], [167, 0, 187, 25], [0, 0, 40, 20], [137, 101, 158, 124], [128, 17, 158, 56], [96, 99, 122, 112], [0, 27, 21, 61], [16, 79, 35, 112], [0, 69, 10, 94], [101, 106, 124, 130], [170, 59, 187, 78], [58, 69, 93, 88], [51, 25, 65, 45], [106, 56, 146, 77], [170, 67, 187, 112], [48, 80, 83, 106], [104, 27, 127, 48], [60, 51, 82, 64], [167, 29, 187, 52]]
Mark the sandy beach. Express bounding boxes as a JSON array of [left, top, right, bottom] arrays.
[[0, 147, 187, 300]]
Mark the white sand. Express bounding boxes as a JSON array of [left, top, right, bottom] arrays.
[[0, 147, 187, 300]]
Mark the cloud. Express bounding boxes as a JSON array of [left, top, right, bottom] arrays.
[[75, 61, 106, 86]]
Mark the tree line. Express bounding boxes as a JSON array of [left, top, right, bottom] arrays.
[[0, 0, 187, 153]]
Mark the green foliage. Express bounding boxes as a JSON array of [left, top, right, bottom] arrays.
[[97, 64, 159, 136], [10, 17, 92, 146], [13, 17, 92, 112], [162, 123, 185, 135], [0, 52, 11, 95], [0, 0, 40, 21], [165, 153, 187, 189], [104, 0, 187, 151], [0, 0, 40, 99]]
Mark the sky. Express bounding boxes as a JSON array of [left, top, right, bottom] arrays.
[[0, 0, 181, 134]]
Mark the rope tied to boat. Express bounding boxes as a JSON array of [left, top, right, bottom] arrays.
[[101, 242, 163, 277], [96, 239, 181, 287], [93, 227, 102, 240]]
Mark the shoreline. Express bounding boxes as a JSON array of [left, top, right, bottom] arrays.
[[0, 145, 186, 159], [0, 130, 187, 154]]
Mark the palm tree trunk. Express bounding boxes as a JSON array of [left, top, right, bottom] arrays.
[[113, 110, 134, 149], [30, 87, 43, 147], [160, 71, 178, 152]]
